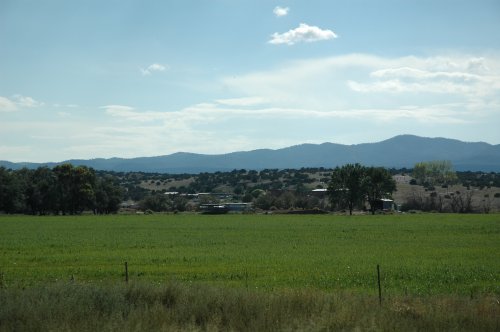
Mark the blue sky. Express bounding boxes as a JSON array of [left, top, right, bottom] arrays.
[[1, 0, 500, 162]]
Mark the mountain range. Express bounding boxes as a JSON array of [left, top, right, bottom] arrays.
[[2, 135, 500, 173]]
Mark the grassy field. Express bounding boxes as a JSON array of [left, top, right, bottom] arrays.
[[1, 213, 499, 331], [1, 213, 499, 295]]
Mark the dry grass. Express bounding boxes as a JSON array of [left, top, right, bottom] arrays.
[[1, 281, 498, 331]]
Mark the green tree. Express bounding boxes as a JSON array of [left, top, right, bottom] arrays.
[[13, 168, 34, 214], [328, 163, 366, 215], [29, 167, 58, 215], [254, 193, 276, 211], [412, 160, 457, 186], [53, 164, 96, 214], [363, 167, 396, 214], [94, 175, 123, 214], [0, 167, 23, 213], [412, 162, 427, 185], [140, 194, 170, 212], [171, 196, 188, 212]]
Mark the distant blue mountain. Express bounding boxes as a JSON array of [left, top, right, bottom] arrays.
[[2, 135, 499, 173]]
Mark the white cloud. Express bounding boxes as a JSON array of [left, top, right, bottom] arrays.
[[269, 23, 337, 45], [12, 94, 44, 108], [3, 53, 499, 162], [224, 53, 500, 105], [53, 103, 79, 108], [215, 97, 267, 107], [347, 79, 476, 94], [102, 105, 135, 113], [140, 63, 168, 76], [347, 56, 500, 97], [0, 96, 18, 112], [273, 6, 289, 17], [102, 105, 169, 122], [0, 95, 45, 111], [370, 67, 481, 81]]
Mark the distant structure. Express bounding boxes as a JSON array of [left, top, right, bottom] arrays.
[[199, 203, 252, 214], [371, 198, 395, 211]]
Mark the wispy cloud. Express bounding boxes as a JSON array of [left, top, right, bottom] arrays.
[[0, 96, 18, 112], [0, 95, 45, 111], [215, 97, 267, 107], [12, 94, 44, 108], [140, 63, 168, 76], [347, 56, 500, 97], [269, 23, 337, 45], [102, 105, 162, 122], [3, 53, 499, 162], [273, 6, 289, 17]]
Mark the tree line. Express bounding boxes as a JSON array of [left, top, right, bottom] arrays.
[[0, 164, 123, 215], [2, 161, 498, 215]]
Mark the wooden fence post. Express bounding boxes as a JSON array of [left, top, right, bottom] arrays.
[[245, 268, 249, 291], [377, 264, 382, 306], [125, 262, 129, 283]]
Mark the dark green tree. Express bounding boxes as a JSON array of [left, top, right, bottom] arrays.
[[53, 164, 73, 214], [0, 167, 23, 213], [53, 164, 96, 214], [71, 166, 96, 214], [328, 163, 367, 215], [28, 167, 58, 215], [363, 167, 396, 214], [94, 175, 123, 214]]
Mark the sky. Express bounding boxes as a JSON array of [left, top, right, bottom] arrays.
[[1, 0, 500, 162]]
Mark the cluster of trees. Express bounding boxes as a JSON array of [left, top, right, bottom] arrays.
[[0, 164, 123, 215], [187, 169, 318, 194], [4, 160, 498, 215], [458, 171, 500, 189], [412, 160, 457, 187], [328, 164, 396, 215]]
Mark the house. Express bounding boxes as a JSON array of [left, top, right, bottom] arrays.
[[199, 203, 252, 214], [199, 204, 229, 214], [371, 198, 395, 211], [311, 188, 328, 198]]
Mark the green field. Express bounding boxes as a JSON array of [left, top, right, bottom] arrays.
[[1, 213, 499, 295]]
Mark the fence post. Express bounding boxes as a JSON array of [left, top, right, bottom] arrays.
[[125, 262, 129, 283], [245, 268, 249, 291], [377, 264, 382, 306]]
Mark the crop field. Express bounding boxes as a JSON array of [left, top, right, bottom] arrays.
[[1, 213, 499, 296]]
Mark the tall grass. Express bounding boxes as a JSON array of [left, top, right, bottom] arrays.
[[1, 281, 498, 331]]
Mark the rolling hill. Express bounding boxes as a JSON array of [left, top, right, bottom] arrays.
[[2, 135, 499, 173]]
